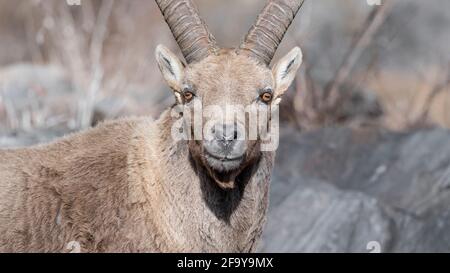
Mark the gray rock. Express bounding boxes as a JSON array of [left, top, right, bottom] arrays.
[[261, 178, 392, 253], [262, 126, 450, 252]]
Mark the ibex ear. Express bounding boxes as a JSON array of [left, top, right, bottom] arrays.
[[271, 47, 303, 105], [155, 45, 185, 94]]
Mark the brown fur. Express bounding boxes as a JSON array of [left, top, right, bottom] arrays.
[[0, 111, 273, 253], [0, 42, 303, 252]]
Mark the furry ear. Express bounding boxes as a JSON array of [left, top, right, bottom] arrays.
[[155, 45, 185, 98], [271, 47, 303, 105]]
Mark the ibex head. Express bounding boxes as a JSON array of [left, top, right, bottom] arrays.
[[155, 0, 304, 189]]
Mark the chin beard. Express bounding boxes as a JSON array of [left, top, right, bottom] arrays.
[[188, 141, 260, 190], [208, 170, 238, 190], [203, 155, 243, 190]]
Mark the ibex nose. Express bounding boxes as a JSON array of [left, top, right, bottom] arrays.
[[204, 122, 246, 161], [214, 123, 238, 147]]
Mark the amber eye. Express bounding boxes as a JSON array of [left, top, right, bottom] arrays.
[[260, 92, 273, 103], [184, 91, 194, 102]]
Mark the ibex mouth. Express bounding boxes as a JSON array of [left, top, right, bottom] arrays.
[[204, 151, 244, 173], [201, 152, 245, 190]]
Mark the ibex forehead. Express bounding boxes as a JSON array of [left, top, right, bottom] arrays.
[[184, 49, 273, 104]]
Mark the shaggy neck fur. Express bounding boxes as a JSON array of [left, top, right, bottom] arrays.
[[144, 109, 274, 252]]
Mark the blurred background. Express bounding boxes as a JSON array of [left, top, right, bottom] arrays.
[[1, 0, 450, 252]]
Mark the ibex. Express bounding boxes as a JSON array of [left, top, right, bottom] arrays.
[[0, 0, 304, 252]]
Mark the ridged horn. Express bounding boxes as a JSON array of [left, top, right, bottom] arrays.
[[155, 0, 219, 63], [239, 0, 305, 65]]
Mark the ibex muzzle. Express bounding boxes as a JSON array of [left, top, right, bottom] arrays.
[[155, 0, 304, 189], [203, 121, 247, 172]]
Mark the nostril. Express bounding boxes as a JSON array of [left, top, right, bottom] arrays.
[[213, 123, 241, 144]]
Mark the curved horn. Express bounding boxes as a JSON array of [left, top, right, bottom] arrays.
[[239, 0, 305, 65], [155, 0, 218, 63]]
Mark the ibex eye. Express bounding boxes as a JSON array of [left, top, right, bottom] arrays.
[[260, 92, 273, 103], [184, 91, 194, 102]]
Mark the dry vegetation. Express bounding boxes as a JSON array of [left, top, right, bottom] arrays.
[[1, 0, 449, 136], [1, 0, 175, 133]]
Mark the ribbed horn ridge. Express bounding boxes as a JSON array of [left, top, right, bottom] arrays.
[[155, 0, 219, 63], [239, 0, 305, 65]]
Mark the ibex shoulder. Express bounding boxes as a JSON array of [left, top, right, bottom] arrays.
[[0, 116, 158, 180]]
